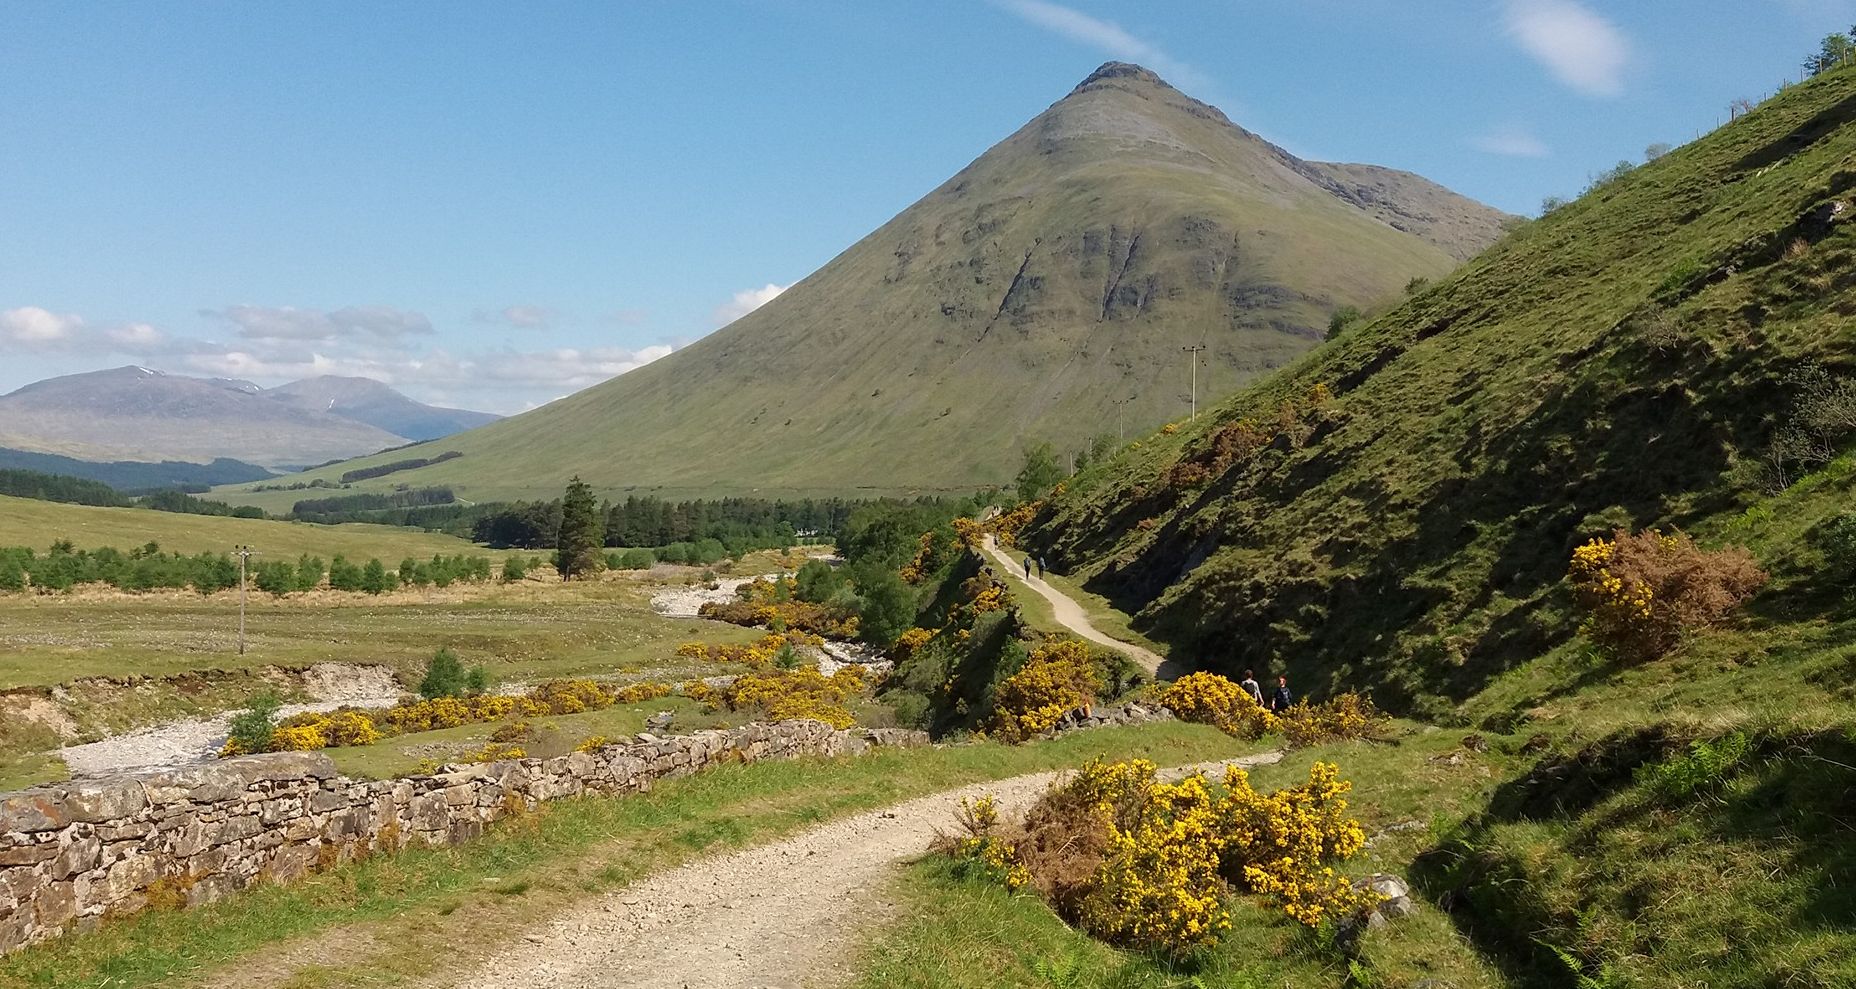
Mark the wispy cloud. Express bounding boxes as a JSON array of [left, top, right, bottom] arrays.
[[205, 304, 434, 342], [472, 304, 556, 330], [994, 0, 1205, 91], [1471, 123, 1550, 158], [1503, 0, 1630, 98], [711, 283, 789, 326]]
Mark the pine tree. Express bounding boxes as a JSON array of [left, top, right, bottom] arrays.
[[555, 476, 607, 581]]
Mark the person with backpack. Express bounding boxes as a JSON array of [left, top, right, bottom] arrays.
[[1037, 556, 1048, 578], [1023, 555, 1033, 579], [1239, 669, 1264, 706], [1269, 675, 1294, 712]]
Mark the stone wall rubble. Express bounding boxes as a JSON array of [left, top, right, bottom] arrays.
[[0, 720, 926, 955]]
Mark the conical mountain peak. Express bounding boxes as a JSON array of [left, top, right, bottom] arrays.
[[303, 66, 1509, 497], [1061, 60, 1232, 127], [1072, 61, 1172, 93]]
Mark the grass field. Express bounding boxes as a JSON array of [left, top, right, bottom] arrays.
[[0, 494, 498, 560], [0, 722, 1249, 989], [0, 575, 759, 691]]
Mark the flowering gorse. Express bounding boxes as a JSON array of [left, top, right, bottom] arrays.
[[1568, 528, 1766, 662], [1158, 672, 1279, 740], [989, 640, 1104, 743], [938, 757, 1379, 956]]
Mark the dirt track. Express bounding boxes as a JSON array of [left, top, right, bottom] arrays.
[[982, 536, 1166, 675], [442, 751, 1281, 989]]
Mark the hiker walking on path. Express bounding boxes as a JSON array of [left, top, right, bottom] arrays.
[[1023, 556, 1033, 579], [1239, 669, 1264, 706], [1269, 675, 1294, 712], [1036, 556, 1047, 578]]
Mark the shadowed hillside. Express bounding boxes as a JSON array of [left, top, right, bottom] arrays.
[[1032, 65, 1856, 714]]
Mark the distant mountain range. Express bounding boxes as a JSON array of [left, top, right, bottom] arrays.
[[299, 61, 1512, 500], [0, 367, 498, 471]]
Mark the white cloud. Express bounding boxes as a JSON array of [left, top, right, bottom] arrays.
[[994, 0, 1205, 91], [1, 306, 85, 347], [473, 304, 555, 330], [711, 283, 789, 326], [1471, 124, 1550, 158], [1503, 0, 1630, 98], [104, 322, 166, 349], [207, 304, 434, 341]]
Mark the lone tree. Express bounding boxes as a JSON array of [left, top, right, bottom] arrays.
[[1015, 442, 1064, 503], [555, 476, 607, 580]]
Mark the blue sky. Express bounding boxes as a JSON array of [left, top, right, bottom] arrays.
[[2, 1, 1850, 413]]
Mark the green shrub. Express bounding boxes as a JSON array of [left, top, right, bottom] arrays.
[[327, 555, 364, 592], [254, 560, 297, 597], [795, 558, 842, 602], [1637, 731, 1753, 801], [615, 548, 655, 570], [398, 556, 426, 587], [360, 558, 393, 594], [1816, 512, 1856, 578], [226, 693, 282, 755], [856, 568, 917, 647], [419, 648, 468, 700], [502, 556, 528, 582]]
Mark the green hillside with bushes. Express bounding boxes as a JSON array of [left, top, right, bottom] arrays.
[[1017, 62, 1856, 987]]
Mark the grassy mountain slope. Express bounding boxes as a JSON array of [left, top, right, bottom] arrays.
[[265, 375, 499, 441], [252, 62, 1507, 503], [1015, 66, 1856, 988], [1036, 65, 1856, 712]]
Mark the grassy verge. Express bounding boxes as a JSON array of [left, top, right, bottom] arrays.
[[0, 753, 66, 793], [852, 727, 1516, 989], [0, 722, 1249, 989]]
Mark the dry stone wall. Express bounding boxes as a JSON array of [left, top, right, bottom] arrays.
[[0, 720, 926, 956]]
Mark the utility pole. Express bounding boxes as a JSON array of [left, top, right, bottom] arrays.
[[234, 545, 258, 655], [1182, 345, 1208, 419]]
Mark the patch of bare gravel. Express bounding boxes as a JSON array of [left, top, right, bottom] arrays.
[[442, 751, 1283, 989], [649, 574, 776, 618], [59, 663, 405, 778]]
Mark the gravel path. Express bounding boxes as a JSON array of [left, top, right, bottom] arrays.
[[982, 537, 1166, 676], [59, 664, 403, 778], [443, 750, 1282, 989]]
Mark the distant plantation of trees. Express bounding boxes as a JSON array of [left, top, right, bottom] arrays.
[[339, 451, 463, 484], [0, 540, 496, 596], [0, 469, 126, 507], [290, 487, 456, 517], [0, 467, 266, 518]]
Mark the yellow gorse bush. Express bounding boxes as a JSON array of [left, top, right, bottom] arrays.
[[989, 640, 1103, 743], [678, 631, 828, 669], [940, 758, 1380, 957], [1275, 692, 1388, 748], [223, 676, 668, 758], [1567, 528, 1767, 662], [704, 666, 866, 729], [943, 794, 1033, 891], [1158, 672, 1279, 740]]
